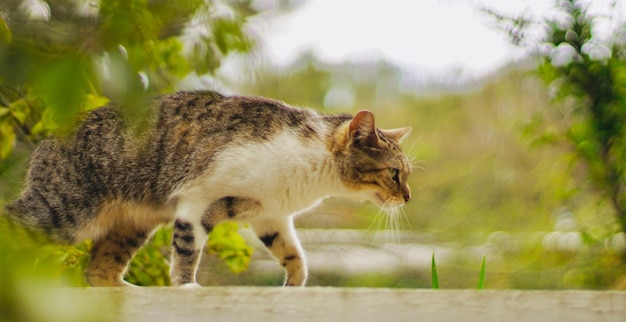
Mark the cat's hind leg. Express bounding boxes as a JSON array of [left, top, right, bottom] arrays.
[[82, 200, 172, 286], [250, 217, 307, 286], [85, 227, 150, 287]]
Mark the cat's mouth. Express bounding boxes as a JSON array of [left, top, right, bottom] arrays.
[[373, 193, 385, 205], [373, 192, 404, 209]]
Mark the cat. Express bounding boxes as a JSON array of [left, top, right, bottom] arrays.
[[4, 91, 412, 287]]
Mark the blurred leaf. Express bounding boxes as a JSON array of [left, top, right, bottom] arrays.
[[99, 0, 158, 48], [156, 37, 189, 78], [0, 107, 9, 117], [32, 58, 89, 133], [83, 94, 110, 112], [187, 39, 221, 75], [207, 222, 253, 274], [213, 18, 252, 54], [0, 118, 15, 159], [7, 99, 28, 124], [126, 228, 171, 286], [0, 16, 10, 46]]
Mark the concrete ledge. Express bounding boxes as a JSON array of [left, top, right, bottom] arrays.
[[36, 287, 626, 322]]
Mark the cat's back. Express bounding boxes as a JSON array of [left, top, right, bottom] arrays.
[[18, 90, 324, 199], [143, 91, 328, 194], [155, 91, 321, 142]]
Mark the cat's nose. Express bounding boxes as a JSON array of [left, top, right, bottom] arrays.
[[401, 185, 411, 203]]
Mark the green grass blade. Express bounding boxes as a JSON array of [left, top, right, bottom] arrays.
[[477, 256, 486, 290], [431, 253, 439, 289]]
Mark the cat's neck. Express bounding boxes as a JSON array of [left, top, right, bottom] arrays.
[[258, 128, 347, 214]]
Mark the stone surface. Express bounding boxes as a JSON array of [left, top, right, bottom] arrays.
[[47, 287, 626, 322]]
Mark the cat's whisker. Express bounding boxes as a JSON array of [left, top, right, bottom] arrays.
[[404, 137, 421, 167], [367, 208, 384, 234], [375, 202, 386, 239], [378, 210, 387, 232], [385, 209, 394, 240], [384, 208, 393, 243], [410, 157, 427, 170], [393, 208, 402, 243], [385, 204, 411, 243], [399, 205, 412, 230], [376, 203, 404, 243], [404, 135, 421, 159], [410, 157, 426, 165]]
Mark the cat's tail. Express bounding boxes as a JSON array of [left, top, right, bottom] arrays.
[[2, 198, 64, 244], [4, 199, 36, 228]]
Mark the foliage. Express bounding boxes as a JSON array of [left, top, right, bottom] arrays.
[[207, 222, 253, 274], [541, 0, 626, 235], [0, 0, 264, 287], [0, 0, 255, 150], [0, 215, 85, 320], [489, 0, 626, 235], [125, 223, 253, 286], [125, 228, 172, 286]]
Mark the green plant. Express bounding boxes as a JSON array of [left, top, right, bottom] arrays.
[[125, 228, 172, 286], [206, 222, 253, 274], [430, 254, 487, 290], [488, 0, 626, 238], [477, 256, 486, 290], [0, 0, 257, 156], [0, 0, 268, 288], [125, 222, 253, 286], [431, 253, 439, 289]]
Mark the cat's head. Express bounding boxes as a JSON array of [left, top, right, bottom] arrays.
[[333, 110, 412, 209]]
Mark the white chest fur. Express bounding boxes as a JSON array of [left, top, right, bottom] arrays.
[[172, 131, 345, 219]]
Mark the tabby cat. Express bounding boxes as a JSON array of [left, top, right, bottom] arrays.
[[5, 91, 412, 287]]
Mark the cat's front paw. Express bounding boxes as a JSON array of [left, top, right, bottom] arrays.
[[284, 271, 307, 286], [284, 280, 305, 287], [179, 282, 201, 289]]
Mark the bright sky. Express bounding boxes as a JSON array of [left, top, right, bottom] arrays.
[[248, 0, 625, 78]]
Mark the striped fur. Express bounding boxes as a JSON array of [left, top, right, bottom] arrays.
[[5, 91, 412, 287]]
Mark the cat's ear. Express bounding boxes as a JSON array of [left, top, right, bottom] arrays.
[[381, 127, 412, 144], [349, 110, 380, 146]]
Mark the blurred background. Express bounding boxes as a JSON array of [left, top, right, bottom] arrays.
[[1, 2, 626, 316]]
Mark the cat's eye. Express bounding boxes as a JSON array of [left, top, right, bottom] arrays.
[[389, 168, 400, 185]]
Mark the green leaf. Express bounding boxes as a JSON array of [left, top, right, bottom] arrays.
[[83, 94, 110, 111], [477, 256, 486, 290], [7, 100, 28, 124], [0, 107, 9, 118], [0, 16, 11, 46], [0, 119, 15, 159], [431, 253, 439, 289], [33, 58, 89, 133], [99, 0, 158, 48], [126, 228, 171, 286], [212, 18, 252, 54], [207, 222, 253, 274]]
